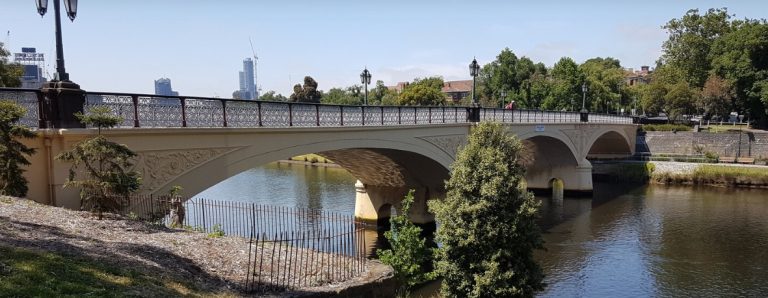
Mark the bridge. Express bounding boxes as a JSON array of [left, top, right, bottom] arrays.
[[2, 88, 636, 225]]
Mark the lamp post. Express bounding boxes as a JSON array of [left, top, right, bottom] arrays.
[[469, 58, 480, 122], [360, 67, 371, 105], [500, 90, 507, 108], [36, 0, 85, 128], [580, 82, 589, 122]]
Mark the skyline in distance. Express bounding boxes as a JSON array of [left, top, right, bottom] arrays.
[[1, 1, 764, 98]]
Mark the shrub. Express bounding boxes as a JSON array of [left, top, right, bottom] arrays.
[[429, 122, 544, 297], [0, 101, 36, 197], [377, 190, 436, 292], [207, 224, 225, 238], [641, 124, 692, 132]]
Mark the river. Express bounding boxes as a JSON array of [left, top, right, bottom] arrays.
[[196, 162, 768, 297]]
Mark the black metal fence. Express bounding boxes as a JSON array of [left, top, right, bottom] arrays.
[[0, 87, 634, 128], [116, 195, 367, 294]]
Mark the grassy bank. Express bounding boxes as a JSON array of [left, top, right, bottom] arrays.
[[652, 165, 768, 187], [594, 162, 656, 183], [0, 246, 231, 297]]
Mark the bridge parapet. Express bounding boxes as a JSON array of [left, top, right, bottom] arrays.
[[1, 88, 634, 129]]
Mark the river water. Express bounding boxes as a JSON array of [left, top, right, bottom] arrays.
[[197, 163, 768, 297]]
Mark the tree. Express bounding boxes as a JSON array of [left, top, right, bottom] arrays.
[[259, 91, 288, 102], [661, 8, 733, 88], [377, 190, 436, 293], [638, 82, 667, 116], [664, 82, 697, 122], [699, 75, 734, 120], [580, 57, 625, 113], [0, 42, 22, 87], [290, 76, 322, 103], [544, 57, 583, 111], [710, 19, 768, 126], [321, 87, 363, 105], [0, 101, 36, 197], [429, 122, 544, 298], [56, 107, 141, 218], [397, 77, 445, 106]]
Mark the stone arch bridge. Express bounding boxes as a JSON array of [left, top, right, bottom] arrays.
[[6, 89, 636, 225]]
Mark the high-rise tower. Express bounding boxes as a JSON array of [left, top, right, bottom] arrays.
[[238, 58, 256, 100]]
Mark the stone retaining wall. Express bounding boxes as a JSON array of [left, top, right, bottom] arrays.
[[637, 131, 768, 158]]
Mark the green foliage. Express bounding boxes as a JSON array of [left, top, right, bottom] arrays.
[[56, 110, 140, 217], [321, 86, 364, 105], [640, 124, 692, 132], [290, 76, 322, 103], [207, 224, 226, 238], [664, 82, 698, 122], [0, 101, 37, 197], [397, 77, 445, 106], [377, 190, 436, 290], [580, 57, 626, 113], [699, 75, 735, 120], [258, 90, 289, 102], [651, 165, 768, 186], [429, 122, 544, 298], [169, 185, 183, 197], [662, 8, 733, 88], [0, 42, 22, 88]]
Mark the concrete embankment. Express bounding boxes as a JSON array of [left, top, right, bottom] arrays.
[[593, 161, 768, 188]]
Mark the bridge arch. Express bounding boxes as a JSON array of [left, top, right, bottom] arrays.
[[586, 127, 634, 158], [515, 130, 592, 194]]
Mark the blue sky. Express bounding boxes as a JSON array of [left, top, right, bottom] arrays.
[[1, 1, 765, 97]]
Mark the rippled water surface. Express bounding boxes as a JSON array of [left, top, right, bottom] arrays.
[[199, 163, 768, 297]]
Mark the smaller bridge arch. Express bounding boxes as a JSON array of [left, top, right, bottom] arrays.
[[586, 127, 635, 159]]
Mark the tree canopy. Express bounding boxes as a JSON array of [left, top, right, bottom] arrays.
[[397, 77, 446, 106], [0, 42, 22, 88], [290, 76, 322, 103], [0, 101, 36, 197]]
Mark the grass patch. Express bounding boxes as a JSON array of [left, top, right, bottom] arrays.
[[704, 124, 749, 133], [0, 246, 233, 297], [651, 165, 768, 186], [289, 154, 334, 164], [640, 124, 692, 132]]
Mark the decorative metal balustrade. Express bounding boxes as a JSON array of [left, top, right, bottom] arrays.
[[0, 88, 634, 128]]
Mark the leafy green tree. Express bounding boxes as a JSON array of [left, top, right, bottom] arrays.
[[429, 122, 544, 298], [580, 57, 625, 113], [0, 101, 36, 197], [397, 77, 445, 106], [321, 87, 363, 105], [259, 91, 289, 102], [661, 8, 733, 88], [0, 42, 22, 87], [664, 82, 697, 122], [710, 19, 768, 126], [544, 57, 583, 111], [377, 190, 436, 292], [638, 82, 667, 116], [290, 76, 322, 103], [56, 107, 141, 218]]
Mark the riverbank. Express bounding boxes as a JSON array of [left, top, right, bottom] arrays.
[[279, 154, 340, 168], [593, 161, 768, 188], [0, 196, 391, 297]]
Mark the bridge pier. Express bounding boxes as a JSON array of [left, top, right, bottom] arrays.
[[354, 180, 435, 227], [526, 162, 593, 197]]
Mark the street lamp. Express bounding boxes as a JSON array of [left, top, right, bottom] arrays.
[[580, 82, 589, 122], [360, 67, 371, 105], [500, 90, 507, 108], [469, 58, 481, 122], [36, 0, 85, 128]]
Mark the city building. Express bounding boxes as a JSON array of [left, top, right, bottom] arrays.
[[13, 47, 47, 89], [154, 78, 179, 96], [624, 66, 652, 86], [238, 58, 257, 100]]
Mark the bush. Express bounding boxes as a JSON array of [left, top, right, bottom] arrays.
[[429, 122, 544, 297], [0, 101, 36, 197], [377, 190, 435, 293]]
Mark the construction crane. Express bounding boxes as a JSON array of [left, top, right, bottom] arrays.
[[249, 37, 260, 99]]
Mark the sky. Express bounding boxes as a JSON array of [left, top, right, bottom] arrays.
[[1, 1, 765, 97]]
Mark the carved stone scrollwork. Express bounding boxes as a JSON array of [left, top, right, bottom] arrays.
[[134, 147, 236, 192], [418, 135, 467, 159]]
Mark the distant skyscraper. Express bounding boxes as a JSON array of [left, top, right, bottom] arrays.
[[238, 58, 256, 100], [154, 78, 178, 96], [13, 47, 47, 89]]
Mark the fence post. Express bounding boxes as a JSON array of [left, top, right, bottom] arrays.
[[221, 100, 228, 127], [380, 106, 384, 125], [340, 105, 344, 126], [288, 103, 293, 127], [180, 97, 187, 127], [257, 101, 263, 127], [315, 104, 320, 126]]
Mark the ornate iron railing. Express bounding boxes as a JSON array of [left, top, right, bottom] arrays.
[[0, 88, 634, 128]]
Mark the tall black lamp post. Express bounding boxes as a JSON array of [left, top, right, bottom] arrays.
[[360, 67, 371, 105], [500, 90, 507, 108], [469, 58, 480, 122], [36, 0, 85, 128], [580, 82, 589, 122]]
